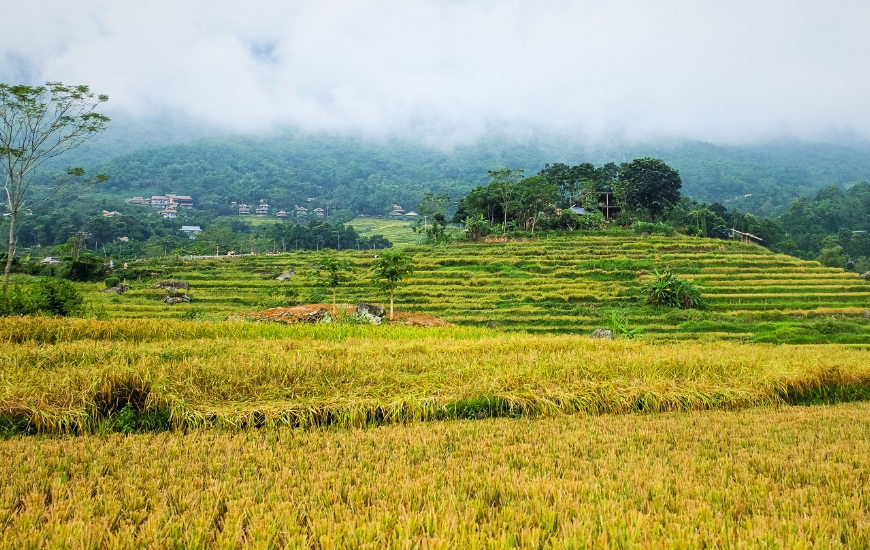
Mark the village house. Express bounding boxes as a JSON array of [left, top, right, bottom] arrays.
[[238, 204, 251, 215], [313, 207, 325, 217], [159, 208, 178, 219], [729, 229, 763, 245], [150, 195, 170, 209], [276, 210, 287, 218], [180, 225, 202, 239], [255, 200, 269, 216]]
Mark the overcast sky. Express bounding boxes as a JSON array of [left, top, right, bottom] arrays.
[[3, 0, 869, 146]]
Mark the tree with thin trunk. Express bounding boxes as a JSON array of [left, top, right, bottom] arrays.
[[1, 82, 109, 291], [311, 254, 352, 315], [371, 250, 414, 321], [488, 168, 524, 234]]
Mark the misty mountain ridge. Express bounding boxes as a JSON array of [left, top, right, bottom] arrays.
[[49, 124, 870, 218]]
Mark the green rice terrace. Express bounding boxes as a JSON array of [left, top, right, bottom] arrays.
[[79, 232, 870, 345]]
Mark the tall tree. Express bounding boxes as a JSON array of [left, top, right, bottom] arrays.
[[614, 158, 682, 220], [371, 250, 414, 320], [311, 253, 352, 315], [488, 168, 524, 234], [1, 82, 109, 290]]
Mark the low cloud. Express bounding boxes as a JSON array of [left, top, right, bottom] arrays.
[[3, 0, 869, 146]]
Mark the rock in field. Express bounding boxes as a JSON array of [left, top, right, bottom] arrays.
[[276, 269, 296, 282], [163, 294, 191, 305], [151, 280, 190, 291], [102, 284, 130, 294], [590, 329, 613, 340], [302, 308, 331, 323], [352, 302, 387, 325]]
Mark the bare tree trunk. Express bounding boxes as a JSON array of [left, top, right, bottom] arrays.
[[389, 289, 394, 321], [3, 212, 16, 292]]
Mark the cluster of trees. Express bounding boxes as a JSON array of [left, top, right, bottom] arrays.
[[452, 158, 682, 236], [776, 182, 870, 272]]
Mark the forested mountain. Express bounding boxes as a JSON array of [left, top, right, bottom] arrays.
[[54, 128, 870, 219]]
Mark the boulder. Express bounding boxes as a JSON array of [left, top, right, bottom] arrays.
[[590, 329, 613, 340], [352, 302, 387, 325], [151, 280, 190, 291], [276, 269, 296, 282], [302, 308, 331, 323], [862, 271, 870, 281], [863, 310, 870, 322], [163, 293, 191, 305], [102, 284, 130, 295]]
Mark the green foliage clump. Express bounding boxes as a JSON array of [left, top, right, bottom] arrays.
[[256, 286, 301, 310], [641, 270, 704, 309], [57, 252, 108, 282], [0, 278, 84, 317], [606, 310, 644, 339], [104, 277, 120, 289], [632, 221, 676, 236]]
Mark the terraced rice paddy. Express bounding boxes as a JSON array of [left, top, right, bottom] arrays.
[[81, 232, 870, 344]]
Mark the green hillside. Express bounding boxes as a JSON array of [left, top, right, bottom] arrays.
[[45, 130, 870, 219], [81, 232, 870, 345]]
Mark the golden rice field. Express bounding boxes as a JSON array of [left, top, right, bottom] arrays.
[[3, 317, 870, 434], [2, 403, 869, 549], [75, 232, 870, 344]]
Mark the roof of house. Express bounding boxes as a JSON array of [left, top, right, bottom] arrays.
[[730, 229, 763, 241], [180, 225, 201, 231]]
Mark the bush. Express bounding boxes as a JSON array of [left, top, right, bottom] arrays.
[[104, 276, 121, 289], [633, 221, 676, 236], [641, 270, 704, 309], [57, 252, 108, 282], [0, 277, 83, 316]]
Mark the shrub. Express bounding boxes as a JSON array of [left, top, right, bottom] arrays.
[[104, 277, 120, 289], [641, 270, 704, 309], [0, 278, 83, 317], [633, 221, 676, 236]]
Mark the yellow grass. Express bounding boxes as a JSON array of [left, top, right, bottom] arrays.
[[3, 318, 870, 433], [2, 403, 869, 548]]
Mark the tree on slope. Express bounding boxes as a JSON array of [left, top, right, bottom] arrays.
[[311, 254, 352, 315], [488, 168, 524, 234], [614, 158, 681, 220], [371, 250, 414, 321], [0, 82, 110, 290]]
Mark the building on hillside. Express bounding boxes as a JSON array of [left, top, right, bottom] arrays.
[[404, 211, 419, 218], [102, 210, 120, 217], [126, 196, 150, 206], [150, 195, 170, 209], [180, 225, 202, 239], [276, 210, 287, 218], [238, 204, 251, 215], [389, 210, 404, 217], [294, 205, 308, 217], [171, 195, 194, 208], [729, 229, 763, 245], [159, 208, 177, 219], [313, 207, 325, 217], [256, 200, 269, 216]]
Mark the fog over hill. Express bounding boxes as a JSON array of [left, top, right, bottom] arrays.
[[4, 1, 870, 215]]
